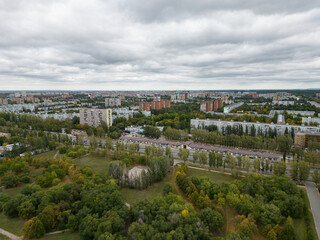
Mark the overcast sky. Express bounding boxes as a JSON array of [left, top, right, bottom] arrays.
[[0, 0, 319, 90]]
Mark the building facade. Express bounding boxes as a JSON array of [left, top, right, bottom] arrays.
[[191, 118, 320, 136], [80, 108, 112, 127], [139, 100, 171, 111], [294, 132, 320, 148], [200, 99, 223, 112], [105, 97, 121, 107]]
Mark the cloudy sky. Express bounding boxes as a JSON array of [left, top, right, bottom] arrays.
[[0, 0, 320, 90]]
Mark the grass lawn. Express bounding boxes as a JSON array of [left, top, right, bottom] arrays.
[[301, 188, 318, 240], [224, 205, 238, 235], [73, 154, 119, 175], [0, 234, 9, 240], [33, 150, 57, 159], [0, 213, 25, 236], [188, 168, 234, 184], [41, 232, 80, 240], [293, 218, 306, 240], [120, 170, 175, 204], [1, 184, 25, 197], [29, 167, 45, 182]]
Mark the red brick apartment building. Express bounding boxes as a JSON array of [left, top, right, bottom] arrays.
[[139, 100, 171, 111], [200, 99, 223, 112]]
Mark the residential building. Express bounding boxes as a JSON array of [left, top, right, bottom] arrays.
[[80, 108, 112, 127], [200, 99, 223, 112], [223, 102, 244, 113], [139, 100, 171, 111], [277, 114, 285, 125], [302, 117, 320, 126], [191, 118, 320, 136], [0, 98, 8, 105], [294, 132, 320, 148], [105, 97, 121, 107], [272, 101, 295, 106]]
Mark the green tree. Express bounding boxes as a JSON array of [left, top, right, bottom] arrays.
[[243, 157, 251, 173], [23, 217, 45, 239], [163, 183, 174, 196], [199, 152, 208, 166], [18, 201, 36, 219], [1, 171, 18, 188], [312, 169, 320, 188], [193, 150, 199, 164], [277, 135, 293, 161], [200, 208, 224, 231], [79, 215, 100, 239], [253, 159, 260, 172], [291, 161, 310, 181], [209, 151, 216, 168], [273, 161, 286, 176], [283, 217, 295, 240], [178, 148, 189, 163], [144, 126, 161, 139], [267, 229, 277, 240]]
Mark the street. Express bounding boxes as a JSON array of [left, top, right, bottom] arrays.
[[305, 182, 320, 239]]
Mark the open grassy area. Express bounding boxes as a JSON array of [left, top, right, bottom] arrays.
[[0, 234, 9, 240], [188, 168, 234, 183], [301, 188, 318, 240], [120, 170, 175, 204], [29, 167, 45, 181], [293, 218, 307, 240], [33, 150, 57, 159], [41, 232, 80, 240], [0, 213, 25, 236], [73, 154, 119, 175], [1, 184, 25, 197]]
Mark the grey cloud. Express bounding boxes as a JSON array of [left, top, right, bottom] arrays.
[[0, 0, 319, 90]]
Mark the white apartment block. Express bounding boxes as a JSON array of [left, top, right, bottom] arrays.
[[191, 119, 320, 136], [105, 97, 121, 107], [272, 101, 295, 106], [302, 117, 320, 126], [223, 102, 244, 113], [80, 108, 112, 127]]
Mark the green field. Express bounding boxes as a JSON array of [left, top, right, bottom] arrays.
[[301, 188, 318, 240], [29, 167, 45, 181], [33, 150, 57, 159], [188, 168, 234, 183], [73, 154, 119, 175], [0, 213, 25, 236], [120, 170, 175, 204], [1, 184, 25, 197], [0, 234, 9, 240], [41, 232, 80, 240]]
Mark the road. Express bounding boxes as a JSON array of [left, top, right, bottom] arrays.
[[305, 182, 320, 239]]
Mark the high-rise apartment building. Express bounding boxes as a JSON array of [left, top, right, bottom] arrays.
[[105, 97, 121, 107], [80, 108, 112, 127]]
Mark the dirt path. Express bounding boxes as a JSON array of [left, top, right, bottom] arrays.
[[0, 228, 21, 240], [53, 150, 59, 159]]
